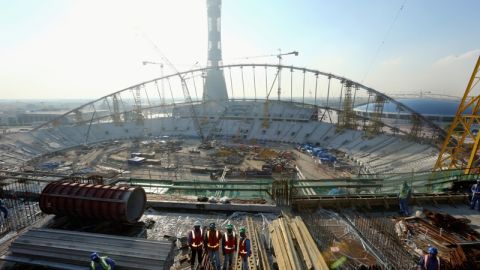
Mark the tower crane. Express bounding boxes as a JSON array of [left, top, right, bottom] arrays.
[[243, 50, 299, 100], [243, 50, 298, 128], [142, 34, 205, 141]]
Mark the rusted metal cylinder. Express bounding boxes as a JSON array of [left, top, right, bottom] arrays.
[[39, 182, 146, 223]]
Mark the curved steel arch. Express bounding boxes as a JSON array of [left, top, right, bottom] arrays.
[[32, 63, 447, 142]]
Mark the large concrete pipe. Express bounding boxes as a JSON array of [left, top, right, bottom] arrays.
[[39, 182, 146, 223]]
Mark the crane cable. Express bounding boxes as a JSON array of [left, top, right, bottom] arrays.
[[361, 0, 407, 84]]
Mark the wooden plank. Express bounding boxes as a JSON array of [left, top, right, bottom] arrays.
[[278, 218, 301, 269], [289, 221, 313, 270], [269, 223, 288, 270], [294, 217, 329, 270], [276, 219, 294, 270], [273, 220, 292, 269], [295, 218, 324, 270]]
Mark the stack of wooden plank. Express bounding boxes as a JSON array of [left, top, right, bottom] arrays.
[[1, 228, 174, 270], [269, 216, 329, 270]]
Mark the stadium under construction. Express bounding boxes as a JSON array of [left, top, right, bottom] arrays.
[[0, 0, 480, 269]]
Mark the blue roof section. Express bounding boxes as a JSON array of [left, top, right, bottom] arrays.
[[355, 98, 468, 116]]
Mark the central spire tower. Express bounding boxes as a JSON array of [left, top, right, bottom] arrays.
[[203, 0, 228, 102]]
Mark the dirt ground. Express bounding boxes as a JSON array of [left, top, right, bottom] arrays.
[[294, 150, 351, 179]]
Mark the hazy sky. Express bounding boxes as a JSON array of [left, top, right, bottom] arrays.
[[1, 0, 479, 99]]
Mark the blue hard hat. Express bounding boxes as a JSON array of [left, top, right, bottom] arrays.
[[428, 247, 438, 255], [90, 252, 100, 261]]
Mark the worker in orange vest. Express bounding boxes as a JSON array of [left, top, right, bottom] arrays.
[[238, 227, 251, 270], [187, 220, 204, 269], [204, 222, 222, 270], [222, 224, 237, 270]]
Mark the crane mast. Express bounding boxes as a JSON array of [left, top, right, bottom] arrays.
[[434, 56, 480, 173]]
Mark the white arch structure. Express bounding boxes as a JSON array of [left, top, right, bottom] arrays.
[[1, 64, 446, 174]]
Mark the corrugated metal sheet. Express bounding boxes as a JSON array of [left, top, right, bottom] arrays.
[[1, 228, 174, 270]]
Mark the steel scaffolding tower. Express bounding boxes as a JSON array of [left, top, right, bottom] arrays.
[[434, 56, 480, 173], [338, 81, 356, 130]]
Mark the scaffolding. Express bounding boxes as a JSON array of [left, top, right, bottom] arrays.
[[133, 87, 144, 125], [338, 81, 356, 130], [112, 94, 122, 125], [434, 56, 480, 173], [409, 113, 422, 139], [365, 94, 386, 137]]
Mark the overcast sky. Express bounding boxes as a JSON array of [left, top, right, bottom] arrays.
[[1, 0, 479, 99]]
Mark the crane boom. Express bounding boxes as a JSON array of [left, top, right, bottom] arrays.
[[141, 33, 205, 140], [259, 50, 299, 128]]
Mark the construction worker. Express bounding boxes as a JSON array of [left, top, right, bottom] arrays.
[[398, 181, 412, 216], [417, 246, 440, 270], [90, 252, 115, 270], [187, 220, 204, 269], [204, 222, 222, 270], [238, 227, 251, 270], [470, 179, 480, 210], [222, 224, 237, 270]]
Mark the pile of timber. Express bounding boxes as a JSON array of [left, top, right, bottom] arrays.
[[269, 216, 329, 270], [399, 210, 480, 269], [1, 228, 174, 270]]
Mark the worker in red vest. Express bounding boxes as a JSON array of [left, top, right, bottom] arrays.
[[238, 227, 251, 270], [187, 220, 204, 269], [204, 222, 222, 270], [222, 224, 237, 270], [417, 246, 440, 270]]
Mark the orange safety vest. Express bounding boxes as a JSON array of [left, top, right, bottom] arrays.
[[424, 255, 440, 270], [207, 230, 221, 250], [238, 238, 249, 258], [224, 232, 236, 254], [190, 229, 203, 249]]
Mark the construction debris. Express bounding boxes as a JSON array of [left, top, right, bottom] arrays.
[[397, 209, 480, 269]]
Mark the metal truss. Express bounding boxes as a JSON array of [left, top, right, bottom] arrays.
[[31, 64, 446, 145], [434, 56, 480, 173]]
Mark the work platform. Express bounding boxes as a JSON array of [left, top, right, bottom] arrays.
[[291, 192, 469, 210], [146, 200, 280, 213], [1, 228, 174, 270]]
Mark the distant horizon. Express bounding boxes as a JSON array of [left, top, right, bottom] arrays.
[[0, 94, 462, 103]]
